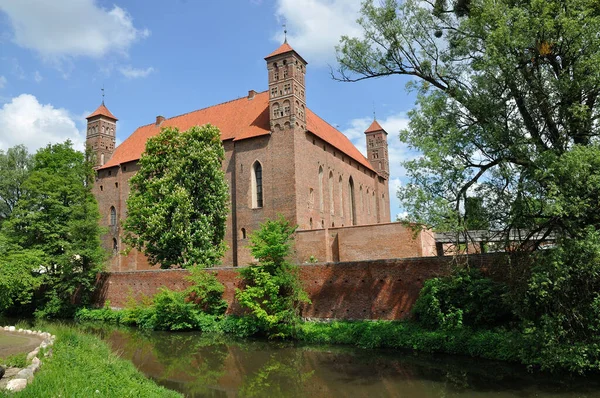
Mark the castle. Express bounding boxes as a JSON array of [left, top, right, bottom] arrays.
[[87, 41, 434, 271]]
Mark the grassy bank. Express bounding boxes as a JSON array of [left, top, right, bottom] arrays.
[[76, 307, 526, 365], [0, 325, 181, 398]]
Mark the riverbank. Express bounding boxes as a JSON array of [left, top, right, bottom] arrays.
[[0, 325, 181, 398], [76, 308, 531, 369]]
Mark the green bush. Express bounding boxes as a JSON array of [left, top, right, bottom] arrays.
[[185, 267, 228, 315], [236, 216, 310, 338], [412, 268, 514, 330]]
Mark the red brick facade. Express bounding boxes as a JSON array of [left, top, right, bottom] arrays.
[[93, 254, 505, 320], [89, 42, 398, 270]]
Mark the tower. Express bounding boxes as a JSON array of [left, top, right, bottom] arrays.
[[364, 120, 390, 179], [264, 40, 307, 131], [86, 102, 117, 167]]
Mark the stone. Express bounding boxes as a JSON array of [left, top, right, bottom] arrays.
[[16, 368, 34, 382], [7, 326, 15, 332], [27, 363, 39, 374], [6, 378, 27, 392], [40, 341, 48, 349], [26, 349, 39, 362], [0, 366, 4, 379], [31, 357, 41, 367], [44, 348, 53, 358], [17, 328, 23, 333], [3, 368, 19, 378]]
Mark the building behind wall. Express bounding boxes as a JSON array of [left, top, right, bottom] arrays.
[[88, 41, 400, 271]]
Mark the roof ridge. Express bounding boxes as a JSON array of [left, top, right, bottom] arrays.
[[307, 109, 371, 168], [163, 90, 268, 123]]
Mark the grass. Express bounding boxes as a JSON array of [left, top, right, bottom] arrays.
[[0, 325, 182, 398], [0, 352, 27, 368]]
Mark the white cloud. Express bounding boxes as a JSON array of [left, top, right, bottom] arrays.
[[0, 0, 149, 59], [119, 66, 155, 79], [0, 94, 85, 153], [33, 71, 42, 83], [0, 76, 6, 89], [274, 0, 363, 65]]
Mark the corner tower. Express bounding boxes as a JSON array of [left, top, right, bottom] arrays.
[[86, 102, 117, 167], [365, 119, 390, 179], [265, 40, 307, 131]]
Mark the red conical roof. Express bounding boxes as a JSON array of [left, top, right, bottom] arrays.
[[86, 103, 118, 120], [365, 119, 386, 134]]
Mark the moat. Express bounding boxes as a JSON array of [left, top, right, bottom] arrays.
[[86, 326, 600, 398]]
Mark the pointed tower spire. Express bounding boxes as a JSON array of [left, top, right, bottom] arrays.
[[86, 99, 117, 168], [364, 119, 389, 179]]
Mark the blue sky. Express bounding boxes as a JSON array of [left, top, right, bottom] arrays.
[[0, 0, 418, 218]]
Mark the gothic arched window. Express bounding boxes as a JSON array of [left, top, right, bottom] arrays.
[[318, 166, 324, 211], [349, 177, 356, 226], [252, 161, 263, 208], [329, 171, 334, 215], [110, 206, 116, 226], [339, 176, 343, 217]]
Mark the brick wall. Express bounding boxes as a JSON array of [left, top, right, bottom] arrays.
[[93, 253, 505, 320]]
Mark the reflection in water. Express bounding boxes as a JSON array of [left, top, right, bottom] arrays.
[[83, 325, 600, 398]]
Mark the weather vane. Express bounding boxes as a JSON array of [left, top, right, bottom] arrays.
[[101, 86, 105, 105], [283, 21, 287, 43], [373, 101, 377, 121]]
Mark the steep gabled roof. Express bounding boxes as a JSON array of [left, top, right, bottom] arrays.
[[87, 103, 118, 120], [100, 91, 373, 172], [365, 119, 386, 134]]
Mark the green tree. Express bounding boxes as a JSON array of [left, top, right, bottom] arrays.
[[4, 141, 105, 317], [0, 145, 32, 222], [337, 0, 600, 243], [123, 125, 229, 269], [236, 216, 310, 338]]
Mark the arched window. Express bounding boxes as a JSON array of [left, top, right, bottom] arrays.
[[112, 238, 118, 254], [349, 177, 356, 226], [283, 100, 291, 116], [272, 103, 280, 118], [359, 186, 363, 212], [372, 192, 376, 215], [251, 161, 263, 208], [100, 153, 105, 166], [318, 166, 324, 211], [110, 206, 116, 226], [329, 171, 334, 215], [367, 188, 370, 215], [338, 176, 344, 217]]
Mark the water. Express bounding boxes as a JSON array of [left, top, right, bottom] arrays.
[[85, 326, 600, 398]]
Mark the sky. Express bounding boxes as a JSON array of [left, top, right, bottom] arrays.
[[0, 0, 419, 219]]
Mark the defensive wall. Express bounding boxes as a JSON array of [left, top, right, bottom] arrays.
[[93, 253, 505, 320]]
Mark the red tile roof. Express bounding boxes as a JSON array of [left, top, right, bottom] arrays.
[[100, 91, 373, 172], [265, 42, 294, 59], [87, 103, 118, 120], [365, 119, 385, 133]]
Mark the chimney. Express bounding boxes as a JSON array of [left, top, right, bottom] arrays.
[[156, 115, 165, 126], [248, 90, 257, 100]]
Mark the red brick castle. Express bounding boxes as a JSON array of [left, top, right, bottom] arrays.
[[87, 42, 434, 271]]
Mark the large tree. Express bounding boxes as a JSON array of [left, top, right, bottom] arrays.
[[123, 125, 229, 269], [4, 141, 105, 317], [0, 145, 32, 223], [337, 0, 600, 245]]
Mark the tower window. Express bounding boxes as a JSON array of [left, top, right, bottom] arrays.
[[271, 87, 277, 97], [241, 228, 247, 239], [283, 83, 291, 94], [252, 161, 263, 208], [110, 206, 116, 226], [283, 68, 288, 78], [274, 71, 279, 80]]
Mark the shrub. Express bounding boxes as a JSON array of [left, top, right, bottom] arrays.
[[185, 267, 228, 315], [412, 268, 514, 330], [236, 216, 310, 338]]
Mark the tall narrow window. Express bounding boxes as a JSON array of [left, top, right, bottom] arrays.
[[339, 176, 343, 217], [252, 161, 263, 208], [100, 153, 105, 166], [360, 186, 363, 212], [349, 177, 356, 226], [112, 238, 118, 254], [110, 206, 116, 226], [318, 166, 324, 211], [367, 188, 370, 215], [329, 171, 334, 215]]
